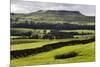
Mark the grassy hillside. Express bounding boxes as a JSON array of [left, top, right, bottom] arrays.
[[11, 39, 70, 51], [11, 10, 95, 24], [10, 10, 95, 66], [11, 42, 95, 66], [11, 10, 95, 30]]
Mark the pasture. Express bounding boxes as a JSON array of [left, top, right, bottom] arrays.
[[11, 41, 95, 66], [11, 39, 71, 51], [10, 6, 95, 66], [10, 26, 95, 66]]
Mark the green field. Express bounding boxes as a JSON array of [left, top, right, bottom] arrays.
[[11, 37, 92, 51], [11, 8, 95, 67], [11, 28, 95, 40], [11, 41, 95, 66], [11, 27, 95, 66], [11, 39, 71, 51], [11, 28, 95, 66]]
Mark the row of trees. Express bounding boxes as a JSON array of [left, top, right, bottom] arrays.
[[11, 22, 95, 30], [11, 29, 94, 39]]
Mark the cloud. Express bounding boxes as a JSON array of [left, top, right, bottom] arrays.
[[11, 0, 96, 16]]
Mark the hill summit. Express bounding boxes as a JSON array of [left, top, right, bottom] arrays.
[[30, 10, 85, 16]]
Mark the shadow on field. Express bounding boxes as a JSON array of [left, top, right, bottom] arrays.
[[11, 38, 95, 59]]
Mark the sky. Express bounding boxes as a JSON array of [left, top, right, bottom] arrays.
[[11, 0, 96, 16]]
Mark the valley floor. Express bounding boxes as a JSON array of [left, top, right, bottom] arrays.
[[11, 40, 95, 66]]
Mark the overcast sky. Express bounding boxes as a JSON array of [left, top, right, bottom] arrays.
[[11, 0, 96, 16]]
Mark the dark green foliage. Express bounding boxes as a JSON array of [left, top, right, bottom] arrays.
[[11, 28, 94, 39], [55, 51, 78, 59], [11, 22, 95, 30]]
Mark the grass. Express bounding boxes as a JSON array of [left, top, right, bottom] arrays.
[[11, 37, 90, 51], [11, 36, 23, 39], [11, 39, 42, 44], [11, 42, 95, 66], [60, 30, 95, 34], [11, 28, 49, 34], [11, 39, 73, 51], [10, 28, 95, 66]]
